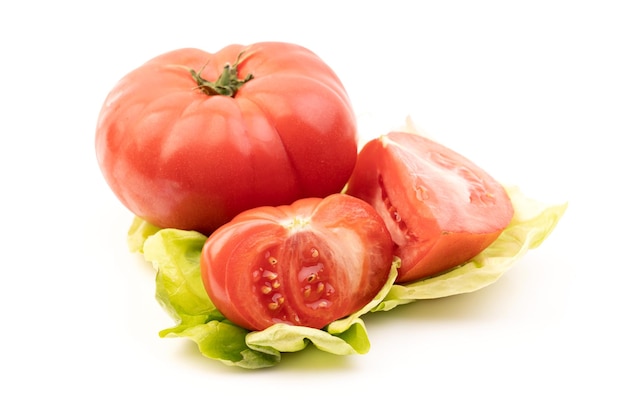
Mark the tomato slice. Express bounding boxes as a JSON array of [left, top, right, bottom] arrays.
[[200, 194, 394, 331], [346, 131, 514, 283]]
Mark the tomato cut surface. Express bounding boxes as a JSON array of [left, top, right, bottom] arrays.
[[346, 131, 514, 283], [96, 42, 357, 235], [200, 194, 394, 331]]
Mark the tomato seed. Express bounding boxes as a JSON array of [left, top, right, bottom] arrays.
[[263, 270, 278, 280], [415, 185, 429, 201]]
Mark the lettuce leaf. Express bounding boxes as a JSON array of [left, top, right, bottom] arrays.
[[132, 224, 399, 369], [128, 186, 566, 369]]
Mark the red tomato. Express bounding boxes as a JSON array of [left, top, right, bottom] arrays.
[[346, 131, 514, 283], [200, 194, 394, 331], [96, 42, 357, 234]]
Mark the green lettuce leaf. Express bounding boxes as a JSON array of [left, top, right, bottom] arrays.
[[139, 228, 279, 368], [127, 216, 161, 254], [127, 186, 566, 369], [131, 224, 399, 369], [371, 186, 568, 312]]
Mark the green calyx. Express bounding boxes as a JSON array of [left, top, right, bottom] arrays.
[[189, 50, 253, 97]]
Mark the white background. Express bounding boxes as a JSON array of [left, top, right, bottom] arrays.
[[2, 1, 624, 415]]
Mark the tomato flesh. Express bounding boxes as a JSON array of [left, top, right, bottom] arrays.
[[201, 194, 394, 331], [346, 131, 514, 283]]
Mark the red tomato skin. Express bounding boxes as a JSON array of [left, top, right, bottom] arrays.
[[346, 131, 514, 283], [200, 194, 394, 331], [96, 43, 357, 234]]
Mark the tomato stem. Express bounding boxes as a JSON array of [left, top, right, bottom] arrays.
[[189, 50, 253, 97]]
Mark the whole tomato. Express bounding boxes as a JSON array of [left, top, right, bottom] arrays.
[[200, 194, 394, 331], [96, 42, 358, 234], [346, 131, 514, 283]]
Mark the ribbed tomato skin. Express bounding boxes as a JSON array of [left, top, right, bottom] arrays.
[[96, 42, 357, 234]]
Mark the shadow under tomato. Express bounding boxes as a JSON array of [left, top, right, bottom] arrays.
[[363, 269, 527, 328], [277, 344, 359, 371], [168, 333, 357, 373]]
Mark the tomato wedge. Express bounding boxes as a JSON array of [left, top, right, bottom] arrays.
[[346, 131, 514, 283], [200, 194, 394, 331]]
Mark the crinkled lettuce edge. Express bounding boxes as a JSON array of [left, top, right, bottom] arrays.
[[372, 186, 568, 312], [127, 186, 567, 369]]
